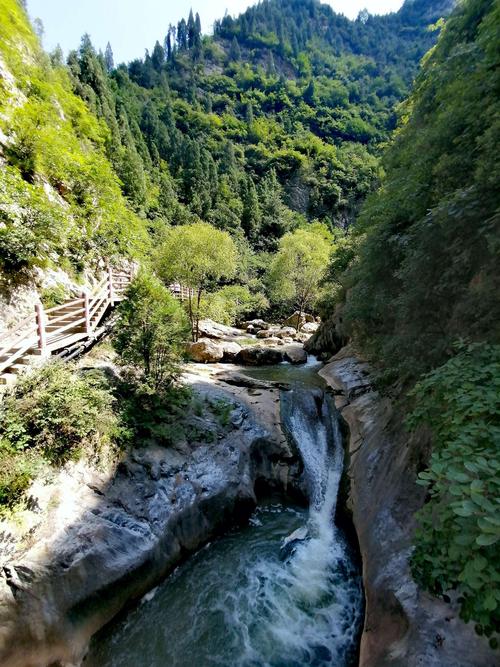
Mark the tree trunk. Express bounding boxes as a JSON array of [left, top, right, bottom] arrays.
[[195, 287, 202, 342]]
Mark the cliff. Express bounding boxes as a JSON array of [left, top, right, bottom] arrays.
[[319, 347, 495, 667]]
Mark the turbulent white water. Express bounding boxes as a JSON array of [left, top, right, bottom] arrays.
[[86, 370, 363, 667]]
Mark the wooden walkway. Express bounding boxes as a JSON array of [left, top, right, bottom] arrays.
[[0, 266, 134, 385]]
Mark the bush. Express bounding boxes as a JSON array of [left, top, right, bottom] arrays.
[[201, 285, 268, 325], [0, 362, 118, 509], [408, 344, 500, 640], [113, 272, 189, 388]]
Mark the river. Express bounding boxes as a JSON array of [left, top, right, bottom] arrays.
[[85, 357, 364, 667]]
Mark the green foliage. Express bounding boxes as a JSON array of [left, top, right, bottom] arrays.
[[113, 272, 189, 388], [201, 285, 269, 325], [408, 344, 500, 639], [0, 363, 118, 508], [0, 0, 149, 280], [267, 223, 331, 324], [40, 283, 69, 308], [158, 222, 238, 339], [341, 0, 500, 382], [117, 381, 195, 448]]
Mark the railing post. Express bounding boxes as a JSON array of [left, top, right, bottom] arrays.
[[107, 265, 114, 304], [34, 303, 47, 354], [82, 291, 91, 333]]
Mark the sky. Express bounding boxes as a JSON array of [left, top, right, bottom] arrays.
[[27, 0, 404, 64]]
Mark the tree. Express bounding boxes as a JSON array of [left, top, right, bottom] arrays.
[[158, 222, 238, 341], [267, 225, 331, 329], [151, 40, 165, 71], [113, 272, 189, 389], [104, 42, 114, 72]]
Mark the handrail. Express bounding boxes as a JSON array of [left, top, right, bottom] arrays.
[[45, 297, 85, 315], [46, 308, 85, 327], [0, 266, 180, 380], [0, 313, 36, 342]]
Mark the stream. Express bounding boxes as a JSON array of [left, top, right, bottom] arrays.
[[85, 357, 364, 667]]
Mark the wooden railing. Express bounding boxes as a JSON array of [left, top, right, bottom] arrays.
[[0, 266, 135, 375], [169, 283, 194, 301]]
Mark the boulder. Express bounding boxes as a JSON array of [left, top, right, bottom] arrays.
[[283, 345, 308, 365], [275, 327, 297, 339], [301, 321, 319, 334], [236, 346, 284, 365], [197, 319, 242, 340], [261, 337, 284, 346], [186, 338, 224, 363], [221, 341, 242, 362], [257, 328, 280, 338], [243, 319, 270, 330], [283, 312, 317, 330]]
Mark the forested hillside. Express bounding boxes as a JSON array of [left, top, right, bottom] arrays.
[[65, 0, 451, 253], [0, 0, 147, 287]]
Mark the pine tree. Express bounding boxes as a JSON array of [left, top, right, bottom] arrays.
[[104, 42, 114, 72], [152, 40, 165, 70], [229, 36, 241, 62]]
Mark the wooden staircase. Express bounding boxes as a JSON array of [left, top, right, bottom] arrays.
[[0, 266, 135, 387]]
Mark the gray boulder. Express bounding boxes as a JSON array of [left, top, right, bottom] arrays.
[[301, 322, 319, 334], [236, 346, 284, 365], [283, 345, 308, 365], [222, 341, 242, 361]]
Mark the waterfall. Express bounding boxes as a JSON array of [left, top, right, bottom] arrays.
[[86, 376, 363, 667]]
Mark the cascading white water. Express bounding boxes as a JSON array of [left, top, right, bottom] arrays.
[[86, 365, 363, 667]]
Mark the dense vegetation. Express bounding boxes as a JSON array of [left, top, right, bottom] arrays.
[[64, 0, 451, 254], [322, 0, 499, 638], [0, 0, 147, 285]]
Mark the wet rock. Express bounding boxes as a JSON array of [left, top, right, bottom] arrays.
[[236, 346, 284, 366], [283, 345, 307, 365]]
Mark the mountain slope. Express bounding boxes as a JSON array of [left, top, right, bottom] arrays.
[[0, 0, 147, 288], [65, 0, 454, 254]]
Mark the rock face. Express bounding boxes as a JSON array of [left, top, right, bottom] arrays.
[[319, 346, 495, 667], [236, 346, 284, 366], [304, 308, 346, 359], [0, 370, 302, 667]]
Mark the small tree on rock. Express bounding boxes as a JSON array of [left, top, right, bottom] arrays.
[[158, 222, 238, 341]]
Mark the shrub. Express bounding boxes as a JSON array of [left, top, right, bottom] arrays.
[[408, 343, 500, 641], [0, 362, 118, 509], [113, 272, 190, 388], [201, 285, 269, 325], [0, 362, 117, 464]]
